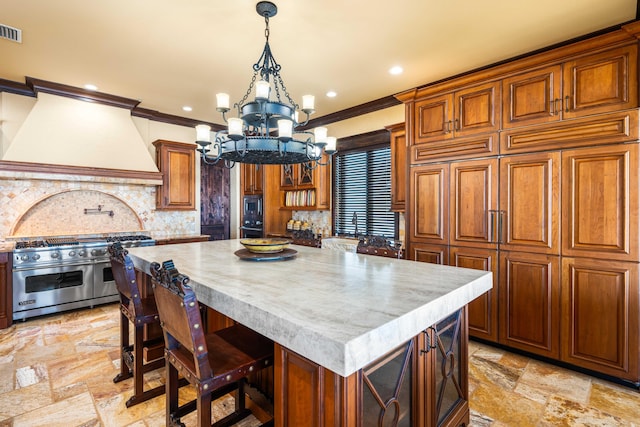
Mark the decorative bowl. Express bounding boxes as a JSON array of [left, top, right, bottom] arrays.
[[240, 238, 292, 254]]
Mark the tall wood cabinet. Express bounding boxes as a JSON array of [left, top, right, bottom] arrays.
[[386, 123, 407, 212], [399, 22, 640, 384], [153, 140, 196, 210], [0, 252, 11, 329], [241, 163, 263, 195]]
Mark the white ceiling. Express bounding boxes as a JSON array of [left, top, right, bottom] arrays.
[[1, 0, 637, 125]]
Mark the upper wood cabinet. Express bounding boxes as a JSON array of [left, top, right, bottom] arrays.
[[386, 123, 406, 212], [413, 81, 501, 145], [502, 64, 562, 129], [153, 140, 196, 210], [503, 44, 638, 129], [241, 163, 263, 195], [279, 157, 331, 210]]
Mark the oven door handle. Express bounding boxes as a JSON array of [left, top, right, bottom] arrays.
[[12, 260, 95, 272], [240, 226, 263, 231]]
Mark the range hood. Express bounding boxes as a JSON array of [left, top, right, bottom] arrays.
[[3, 92, 159, 172]]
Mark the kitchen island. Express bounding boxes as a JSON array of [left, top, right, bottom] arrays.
[[128, 240, 492, 427]]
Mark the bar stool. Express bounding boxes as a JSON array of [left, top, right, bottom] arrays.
[[150, 259, 274, 427], [109, 242, 165, 407]]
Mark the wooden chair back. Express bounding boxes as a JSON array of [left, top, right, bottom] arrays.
[[150, 260, 213, 380], [108, 242, 144, 315]]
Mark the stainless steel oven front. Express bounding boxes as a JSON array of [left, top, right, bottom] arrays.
[[13, 262, 94, 320], [93, 259, 119, 302]]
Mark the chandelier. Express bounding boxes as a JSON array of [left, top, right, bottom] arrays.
[[195, 1, 337, 167]]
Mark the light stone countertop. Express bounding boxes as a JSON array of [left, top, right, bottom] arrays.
[[128, 239, 492, 377]]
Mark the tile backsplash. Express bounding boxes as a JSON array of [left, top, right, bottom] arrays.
[[0, 174, 197, 240]]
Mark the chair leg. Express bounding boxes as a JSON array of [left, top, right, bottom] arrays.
[[113, 311, 132, 383], [125, 324, 165, 408], [167, 362, 183, 427], [197, 389, 212, 427]]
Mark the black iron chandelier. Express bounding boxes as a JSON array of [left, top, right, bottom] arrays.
[[195, 1, 337, 167]]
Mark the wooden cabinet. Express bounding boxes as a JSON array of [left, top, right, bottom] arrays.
[[563, 44, 638, 119], [409, 164, 449, 245], [414, 81, 500, 145], [499, 251, 561, 359], [449, 158, 498, 249], [153, 140, 196, 210], [0, 252, 11, 329], [499, 152, 560, 254], [241, 163, 263, 195], [561, 257, 638, 381], [279, 158, 331, 210], [387, 123, 407, 212], [502, 64, 562, 129], [275, 308, 468, 427], [562, 143, 638, 262], [503, 44, 638, 129]]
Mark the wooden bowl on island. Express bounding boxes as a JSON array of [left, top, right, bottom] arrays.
[[240, 238, 292, 254]]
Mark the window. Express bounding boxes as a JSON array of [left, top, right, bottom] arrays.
[[334, 146, 396, 238]]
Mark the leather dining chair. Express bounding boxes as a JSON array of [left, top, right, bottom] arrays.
[[150, 259, 274, 427]]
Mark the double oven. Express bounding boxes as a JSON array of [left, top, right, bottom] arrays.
[[12, 235, 154, 320]]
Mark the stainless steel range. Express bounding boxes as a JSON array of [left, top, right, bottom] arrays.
[[12, 235, 155, 320]]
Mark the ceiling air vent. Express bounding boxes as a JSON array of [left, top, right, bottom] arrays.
[[0, 24, 22, 43]]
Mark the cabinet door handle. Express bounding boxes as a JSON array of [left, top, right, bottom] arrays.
[[498, 210, 506, 244], [564, 95, 571, 113], [420, 327, 436, 355], [488, 210, 497, 243], [454, 118, 460, 131], [445, 120, 452, 133]]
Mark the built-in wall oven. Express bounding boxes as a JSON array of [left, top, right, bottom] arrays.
[[240, 195, 263, 238]]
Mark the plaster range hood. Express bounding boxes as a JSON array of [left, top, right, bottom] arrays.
[[3, 91, 159, 173]]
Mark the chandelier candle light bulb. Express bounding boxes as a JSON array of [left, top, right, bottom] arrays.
[[194, 1, 336, 167], [216, 93, 230, 111]]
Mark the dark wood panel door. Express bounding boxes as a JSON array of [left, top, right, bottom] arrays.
[[561, 143, 638, 262], [561, 257, 638, 381], [449, 158, 498, 249], [454, 81, 500, 137], [502, 65, 562, 129], [450, 247, 498, 342], [563, 44, 638, 119], [499, 152, 560, 254], [413, 94, 454, 145], [410, 164, 449, 244], [201, 158, 230, 240], [499, 251, 560, 359]]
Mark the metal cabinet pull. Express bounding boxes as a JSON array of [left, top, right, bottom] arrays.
[[420, 327, 436, 355], [564, 95, 571, 113], [454, 118, 460, 131], [498, 210, 505, 244]]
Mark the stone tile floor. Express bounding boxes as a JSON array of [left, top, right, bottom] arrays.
[[0, 303, 639, 426]]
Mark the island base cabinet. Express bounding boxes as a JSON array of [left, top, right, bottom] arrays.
[[274, 308, 468, 427], [561, 257, 639, 382]]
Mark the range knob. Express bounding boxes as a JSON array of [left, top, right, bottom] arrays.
[[68, 251, 76, 257], [33, 254, 40, 261], [20, 254, 29, 261], [78, 250, 87, 257], [51, 252, 60, 259]]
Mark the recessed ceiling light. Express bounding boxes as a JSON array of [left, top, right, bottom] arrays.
[[389, 66, 403, 75], [182, 106, 193, 112], [326, 91, 337, 98], [84, 84, 98, 91]]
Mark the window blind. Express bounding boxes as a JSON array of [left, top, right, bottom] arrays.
[[334, 146, 395, 238]]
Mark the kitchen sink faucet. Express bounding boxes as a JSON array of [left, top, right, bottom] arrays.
[[352, 212, 359, 236]]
